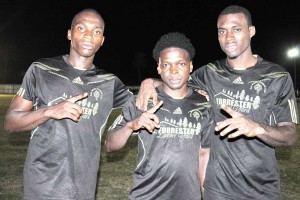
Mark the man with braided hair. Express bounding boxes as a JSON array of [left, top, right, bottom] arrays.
[[105, 32, 214, 200]]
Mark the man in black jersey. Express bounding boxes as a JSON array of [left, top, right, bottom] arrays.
[[105, 32, 214, 200], [136, 5, 298, 200], [4, 9, 132, 200]]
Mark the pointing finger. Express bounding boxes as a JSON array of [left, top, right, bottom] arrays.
[[147, 100, 163, 114], [220, 104, 240, 118], [68, 93, 88, 103]]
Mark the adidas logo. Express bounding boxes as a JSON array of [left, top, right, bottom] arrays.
[[173, 107, 182, 115], [72, 77, 84, 85], [233, 76, 244, 84]]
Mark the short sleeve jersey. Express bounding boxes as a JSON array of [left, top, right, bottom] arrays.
[[18, 55, 132, 200], [110, 87, 214, 200], [188, 56, 299, 200]]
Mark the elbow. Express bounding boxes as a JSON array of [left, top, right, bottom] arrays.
[[286, 127, 298, 146], [287, 133, 297, 146], [3, 119, 15, 133], [104, 140, 114, 153]]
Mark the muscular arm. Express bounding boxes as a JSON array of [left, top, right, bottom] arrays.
[[136, 78, 209, 109], [255, 122, 296, 147], [199, 148, 210, 195], [216, 105, 297, 147], [4, 94, 87, 133]]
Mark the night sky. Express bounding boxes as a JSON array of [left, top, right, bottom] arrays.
[[1, 0, 300, 86]]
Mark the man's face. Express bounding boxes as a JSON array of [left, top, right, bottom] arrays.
[[217, 13, 255, 59], [67, 12, 105, 58], [157, 47, 193, 94]]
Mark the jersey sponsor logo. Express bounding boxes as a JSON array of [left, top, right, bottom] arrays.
[[153, 116, 201, 141], [72, 77, 84, 85], [152, 105, 207, 141], [47, 88, 103, 120], [214, 89, 260, 113], [232, 76, 244, 84]]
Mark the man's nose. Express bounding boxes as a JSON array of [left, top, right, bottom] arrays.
[[170, 65, 178, 74]]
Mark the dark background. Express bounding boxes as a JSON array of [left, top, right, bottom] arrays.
[[1, 0, 300, 86]]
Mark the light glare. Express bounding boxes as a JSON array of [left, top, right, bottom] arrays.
[[287, 48, 299, 58]]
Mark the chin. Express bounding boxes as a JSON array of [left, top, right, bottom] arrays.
[[227, 55, 238, 60]]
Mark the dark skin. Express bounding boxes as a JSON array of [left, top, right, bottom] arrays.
[[4, 10, 105, 133], [106, 47, 210, 194], [136, 12, 297, 148], [105, 101, 163, 152]]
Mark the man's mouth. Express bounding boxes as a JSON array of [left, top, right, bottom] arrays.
[[81, 43, 94, 50], [225, 43, 237, 52]]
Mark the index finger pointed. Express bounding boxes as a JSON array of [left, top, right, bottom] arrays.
[[68, 93, 88, 103], [147, 100, 163, 114], [220, 104, 238, 117]]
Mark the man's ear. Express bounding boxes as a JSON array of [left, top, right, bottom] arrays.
[[101, 36, 105, 46], [67, 29, 71, 40], [157, 65, 161, 74], [190, 61, 193, 73], [157, 58, 161, 74], [249, 26, 256, 38]]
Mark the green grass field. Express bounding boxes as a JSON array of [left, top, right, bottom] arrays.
[[0, 94, 299, 200]]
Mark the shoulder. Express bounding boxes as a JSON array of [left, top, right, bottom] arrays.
[[94, 68, 121, 81], [258, 57, 287, 72], [193, 59, 226, 74], [35, 56, 64, 65], [31, 56, 65, 71], [190, 90, 209, 103]]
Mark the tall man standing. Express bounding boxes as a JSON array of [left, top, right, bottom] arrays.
[[136, 5, 298, 200], [4, 9, 132, 200]]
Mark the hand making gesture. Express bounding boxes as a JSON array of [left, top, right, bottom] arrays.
[[130, 100, 163, 133], [215, 104, 264, 139], [47, 93, 88, 122]]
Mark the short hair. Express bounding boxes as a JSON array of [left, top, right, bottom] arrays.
[[71, 8, 104, 29], [219, 5, 252, 25], [153, 32, 195, 62]]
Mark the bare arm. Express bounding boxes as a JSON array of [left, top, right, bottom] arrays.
[[4, 93, 87, 133], [136, 78, 163, 111], [199, 148, 210, 196], [105, 101, 163, 152], [215, 104, 297, 147]]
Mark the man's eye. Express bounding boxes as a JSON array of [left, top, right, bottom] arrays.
[[78, 27, 84, 31], [234, 28, 241, 32], [178, 63, 185, 67], [163, 63, 170, 68], [94, 30, 102, 35], [218, 30, 226, 35]]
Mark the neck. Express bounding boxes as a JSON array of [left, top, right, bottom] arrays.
[[162, 86, 190, 99], [67, 52, 94, 70], [227, 54, 258, 69]]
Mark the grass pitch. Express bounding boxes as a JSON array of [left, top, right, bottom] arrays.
[[0, 94, 299, 199]]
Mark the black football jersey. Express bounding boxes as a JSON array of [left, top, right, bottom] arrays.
[[188, 56, 299, 199], [110, 87, 214, 200], [19, 55, 132, 200]]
